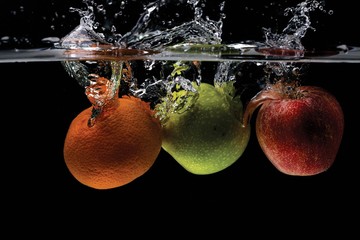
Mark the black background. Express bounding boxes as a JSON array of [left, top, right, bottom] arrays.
[[1, 0, 359, 236]]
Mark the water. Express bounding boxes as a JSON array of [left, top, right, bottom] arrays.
[[1, 0, 359, 123], [1, 1, 359, 224], [1, 0, 359, 64], [1, 43, 360, 63], [1, 1, 358, 149], [1, 0, 358, 113], [2, 0, 359, 63]]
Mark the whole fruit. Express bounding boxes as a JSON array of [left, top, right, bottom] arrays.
[[243, 81, 344, 176], [63, 96, 162, 189], [160, 82, 251, 175]]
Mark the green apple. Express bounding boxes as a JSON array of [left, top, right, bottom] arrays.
[[160, 82, 251, 175]]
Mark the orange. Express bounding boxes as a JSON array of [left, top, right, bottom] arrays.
[[63, 96, 162, 190]]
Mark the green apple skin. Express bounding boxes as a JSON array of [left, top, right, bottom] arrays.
[[161, 82, 251, 175]]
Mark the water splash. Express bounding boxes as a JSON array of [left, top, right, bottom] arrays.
[[59, 19, 122, 126], [60, 0, 225, 125], [58, 0, 336, 126], [115, 0, 225, 49], [263, 0, 328, 51], [85, 61, 123, 126], [153, 61, 200, 123], [258, 0, 330, 87]]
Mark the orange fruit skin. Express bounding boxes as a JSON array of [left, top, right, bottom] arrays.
[[63, 96, 162, 190]]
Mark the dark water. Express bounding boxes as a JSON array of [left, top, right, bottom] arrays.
[[2, 59, 358, 233]]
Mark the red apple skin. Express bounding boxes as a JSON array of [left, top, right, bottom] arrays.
[[247, 84, 344, 176]]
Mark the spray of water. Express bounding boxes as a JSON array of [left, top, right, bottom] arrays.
[[258, 0, 331, 88], [59, 0, 331, 125], [60, 0, 226, 125]]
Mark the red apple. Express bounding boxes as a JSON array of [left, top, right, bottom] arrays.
[[243, 81, 344, 176]]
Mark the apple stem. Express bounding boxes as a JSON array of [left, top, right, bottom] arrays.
[[242, 88, 282, 127]]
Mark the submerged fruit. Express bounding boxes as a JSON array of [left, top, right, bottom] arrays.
[[244, 81, 344, 176], [63, 96, 162, 189], [161, 82, 250, 175]]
